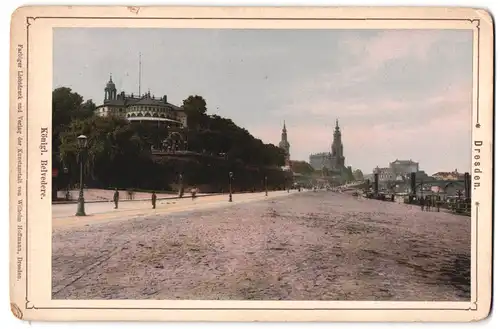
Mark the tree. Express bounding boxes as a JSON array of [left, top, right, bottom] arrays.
[[52, 88, 96, 194], [182, 95, 207, 130], [353, 169, 364, 181], [54, 87, 289, 193], [345, 166, 354, 182], [58, 115, 148, 188], [289, 160, 314, 175], [81, 99, 97, 117]]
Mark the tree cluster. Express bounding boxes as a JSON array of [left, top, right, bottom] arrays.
[[53, 89, 288, 193], [289, 160, 315, 175]]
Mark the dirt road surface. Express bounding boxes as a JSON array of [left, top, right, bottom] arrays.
[[52, 191, 470, 301]]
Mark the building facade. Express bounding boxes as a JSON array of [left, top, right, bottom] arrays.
[[389, 159, 419, 175], [373, 159, 420, 182], [308, 120, 351, 182], [309, 120, 346, 173], [309, 152, 331, 171], [95, 75, 187, 128], [373, 167, 397, 182]]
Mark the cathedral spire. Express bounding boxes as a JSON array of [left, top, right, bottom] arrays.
[[281, 121, 288, 140], [279, 120, 290, 165]]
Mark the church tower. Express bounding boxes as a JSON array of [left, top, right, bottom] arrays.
[[279, 121, 291, 165], [104, 74, 117, 102], [331, 119, 345, 170]]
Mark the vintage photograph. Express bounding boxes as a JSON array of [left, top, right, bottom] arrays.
[[50, 27, 474, 301]]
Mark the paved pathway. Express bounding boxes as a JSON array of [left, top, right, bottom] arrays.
[[52, 190, 470, 301], [53, 190, 298, 228], [56, 188, 180, 202]]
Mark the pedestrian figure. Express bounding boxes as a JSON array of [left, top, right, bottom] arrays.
[[391, 194, 395, 202], [436, 200, 440, 212], [420, 197, 425, 211], [113, 188, 119, 209], [151, 191, 157, 209], [426, 197, 431, 212], [191, 187, 197, 200]]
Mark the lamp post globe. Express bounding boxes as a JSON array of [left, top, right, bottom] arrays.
[[77, 134, 88, 148], [75, 134, 88, 216]]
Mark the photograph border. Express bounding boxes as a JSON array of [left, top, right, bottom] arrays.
[[9, 6, 493, 322]]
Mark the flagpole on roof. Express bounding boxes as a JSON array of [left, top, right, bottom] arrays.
[[138, 52, 142, 96]]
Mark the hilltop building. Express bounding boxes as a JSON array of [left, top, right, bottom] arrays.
[[95, 75, 187, 128]]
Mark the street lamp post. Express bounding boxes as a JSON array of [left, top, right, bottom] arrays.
[[178, 173, 184, 198], [265, 176, 268, 196], [63, 166, 70, 201], [229, 172, 233, 202], [75, 134, 88, 216]]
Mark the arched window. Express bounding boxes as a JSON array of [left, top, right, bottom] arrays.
[[126, 114, 130, 117], [153, 113, 159, 117], [130, 113, 136, 117], [137, 112, 143, 117], [160, 114, 166, 118], [145, 112, 151, 117]]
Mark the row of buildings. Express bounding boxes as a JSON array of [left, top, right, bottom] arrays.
[[368, 159, 465, 183], [363, 160, 467, 197]]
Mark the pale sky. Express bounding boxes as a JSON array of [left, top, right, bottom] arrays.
[[53, 28, 473, 174]]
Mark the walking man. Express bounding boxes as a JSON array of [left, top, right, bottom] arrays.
[[151, 191, 157, 209], [113, 188, 119, 209], [420, 196, 425, 211]]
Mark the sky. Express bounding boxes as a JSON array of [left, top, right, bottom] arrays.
[[53, 28, 473, 175]]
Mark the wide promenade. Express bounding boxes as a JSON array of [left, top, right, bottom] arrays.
[[53, 190, 296, 228], [52, 190, 470, 301]]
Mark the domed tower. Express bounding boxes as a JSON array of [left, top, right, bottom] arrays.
[[279, 121, 291, 165], [104, 74, 117, 102]]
